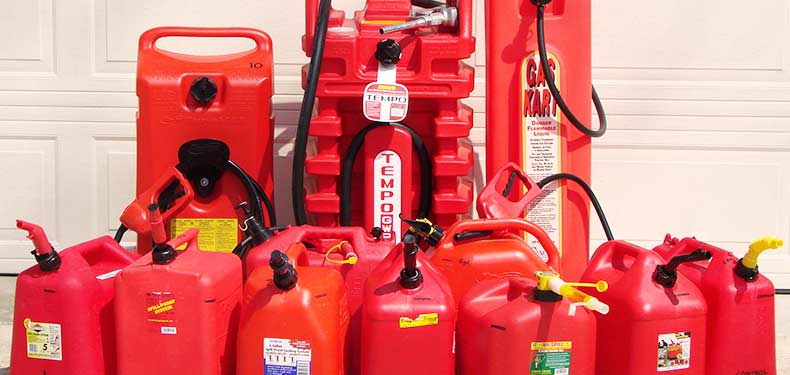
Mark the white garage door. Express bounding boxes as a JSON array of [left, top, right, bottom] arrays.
[[1, 0, 788, 287]]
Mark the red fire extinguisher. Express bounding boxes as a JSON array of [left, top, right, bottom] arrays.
[[486, 0, 608, 279], [134, 27, 275, 253], [654, 235, 783, 375], [292, 0, 476, 241]]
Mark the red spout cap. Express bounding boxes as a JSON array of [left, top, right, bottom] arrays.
[[16, 219, 53, 255]]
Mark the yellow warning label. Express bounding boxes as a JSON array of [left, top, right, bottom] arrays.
[[24, 318, 62, 361], [531, 341, 572, 351], [171, 218, 237, 253], [399, 313, 439, 329]]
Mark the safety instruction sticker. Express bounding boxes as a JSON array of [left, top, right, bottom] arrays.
[[171, 218, 237, 252], [530, 341, 571, 375], [399, 313, 439, 329], [264, 338, 312, 375], [146, 292, 177, 335], [521, 51, 562, 261], [658, 332, 691, 371], [363, 83, 409, 123], [24, 319, 62, 361]]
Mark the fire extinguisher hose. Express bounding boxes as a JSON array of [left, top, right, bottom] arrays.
[[535, 4, 607, 138], [537, 173, 614, 241], [339, 122, 433, 227]]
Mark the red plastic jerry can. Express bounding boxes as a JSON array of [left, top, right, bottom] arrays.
[[581, 241, 708, 375], [654, 235, 783, 375], [361, 234, 455, 375], [237, 243, 350, 375], [114, 223, 242, 375], [10, 220, 137, 375], [457, 272, 608, 375]]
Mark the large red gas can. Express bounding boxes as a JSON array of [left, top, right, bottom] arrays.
[[114, 228, 242, 375], [361, 234, 455, 375], [242, 225, 392, 375], [136, 27, 274, 253], [457, 273, 608, 375], [10, 220, 137, 375], [486, 0, 595, 279], [428, 218, 560, 303], [299, 0, 475, 236], [654, 235, 782, 375], [581, 241, 708, 375], [238, 243, 349, 375]]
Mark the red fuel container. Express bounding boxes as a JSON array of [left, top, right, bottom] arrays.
[[114, 228, 242, 375], [654, 235, 782, 375], [10, 220, 137, 375], [361, 234, 455, 375], [238, 243, 349, 375], [581, 241, 708, 375]]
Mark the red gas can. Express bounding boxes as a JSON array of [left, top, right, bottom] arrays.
[[296, 0, 475, 237], [114, 226, 242, 375], [136, 27, 274, 253], [486, 0, 601, 279], [457, 273, 608, 375], [10, 220, 137, 375], [581, 241, 708, 375], [242, 225, 392, 375], [238, 243, 350, 375], [361, 234, 455, 375], [654, 235, 782, 375]]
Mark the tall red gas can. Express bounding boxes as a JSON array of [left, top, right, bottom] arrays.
[[457, 272, 608, 375], [297, 0, 475, 237], [486, 0, 598, 279], [654, 235, 782, 375], [10, 220, 137, 375], [238, 243, 350, 375], [242, 225, 392, 375], [114, 227, 242, 375], [361, 234, 455, 375], [136, 27, 274, 253], [581, 241, 708, 375]]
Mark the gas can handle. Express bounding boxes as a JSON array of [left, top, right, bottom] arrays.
[[437, 218, 560, 271], [139, 27, 272, 54], [477, 162, 542, 219], [119, 167, 195, 235]]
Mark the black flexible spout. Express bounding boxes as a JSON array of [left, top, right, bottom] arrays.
[[400, 233, 423, 289], [654, 249, 712, 288]]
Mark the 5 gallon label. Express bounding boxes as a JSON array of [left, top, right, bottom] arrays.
[[24, 318, 62, 361], [657, 332, 691, 371], [530, 341, 571, 375], [171, 218, 237, 252], [263, 338, 312, 375], [520, 51, 562, 260]]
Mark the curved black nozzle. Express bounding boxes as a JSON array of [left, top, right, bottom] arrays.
[[400, 234, 423, 289], [654, 248, 712, 288], [270, 250, 298, 290], [453, 230, 493, 242], [399, 214, 444, 246]]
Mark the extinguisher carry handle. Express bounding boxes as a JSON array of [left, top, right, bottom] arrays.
[[437, 218, 561, 271], [477, 162, 542, 219], [166, 228, 200, 252], [139, 27, 272, 54], [119, 167, 195, 235]]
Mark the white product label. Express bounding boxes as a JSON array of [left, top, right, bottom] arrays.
[[24, 319, 62, 361], [374, 151, 402, 243], [264, 338, 312, 375], [657, 332, 692, 371], [521, 51, 562, 261], [363, 83, 409, 123]]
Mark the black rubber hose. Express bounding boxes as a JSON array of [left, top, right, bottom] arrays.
[[536, 5, 607, 138], [114, 224, 128, 243], [776, 289, 790, 295], [228, 160, 265, 223], [293, 0, 332, 225], [251, 178, 277, 226], [340, 122, 433, 226], [537, 173, 614, 241], [232, 236, 254, 258]]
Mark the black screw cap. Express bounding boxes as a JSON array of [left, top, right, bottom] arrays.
[[370, 227, 384, 241], [270, 250, 298, 290], [152, 244, 177, 265], [375, 39, 402, 65], [734, 259, 760, 282], [33, 249, 61, 272], [190, 77, 218, 104]]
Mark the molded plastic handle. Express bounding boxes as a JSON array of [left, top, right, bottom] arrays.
[[586, 240, 655, 279], [477, 162, 542, 219], [436, 218, 560, 271], [139, 27, 272, 54], [119, 167, 195, 235], [166, 228, 201, 253]]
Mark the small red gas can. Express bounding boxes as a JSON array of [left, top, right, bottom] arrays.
[[361, 234, 455, 375], [114, 225, 242, 375], [237, 243, 349, 375], [654, 235, 782, 375], [458, 272, 608, 375], [10, 220, 137, 375], [581, 241, 708, 375]]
